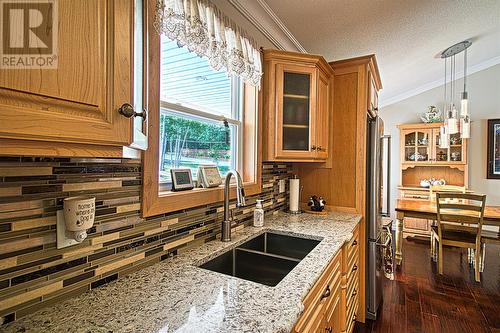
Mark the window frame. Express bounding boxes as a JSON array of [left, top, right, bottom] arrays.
[[158, 75, 242, 185], [142, 0, 261, 218]]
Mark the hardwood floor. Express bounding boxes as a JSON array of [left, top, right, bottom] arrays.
[[356, 237, 500, 333]]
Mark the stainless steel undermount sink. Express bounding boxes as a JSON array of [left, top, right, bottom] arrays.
[[199, 232, 321, 286]]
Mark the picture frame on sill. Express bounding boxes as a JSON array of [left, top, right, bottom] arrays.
[[487, 119, 500, 179]]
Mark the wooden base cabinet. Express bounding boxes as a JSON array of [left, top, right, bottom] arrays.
[[294, 250, 342, 333], [341, 224, 360, 333], [294, 224, 360, 333], [262, 50, 333, 162], [0, 0, 147, 157]]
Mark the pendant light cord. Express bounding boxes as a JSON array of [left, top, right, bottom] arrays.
[[452, 55, 455, 106], [444, 56, 447, 114], [463, 48, 467, 93]]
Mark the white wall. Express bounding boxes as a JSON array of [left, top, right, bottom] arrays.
[[381, 64, 500, 217]]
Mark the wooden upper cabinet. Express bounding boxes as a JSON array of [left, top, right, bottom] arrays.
[[263, 50, 333, 162], [0, 0, 147, 156]]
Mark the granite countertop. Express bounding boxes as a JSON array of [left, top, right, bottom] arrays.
[[4, 211, 361, 333]]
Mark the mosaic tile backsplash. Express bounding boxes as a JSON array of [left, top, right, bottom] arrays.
[[0, 157, 292, 324]]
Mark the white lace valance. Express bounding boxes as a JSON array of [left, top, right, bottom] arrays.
[[154, 0, 263, 88]]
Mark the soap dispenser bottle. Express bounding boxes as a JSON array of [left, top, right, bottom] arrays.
[[253, 199, 264, 227]]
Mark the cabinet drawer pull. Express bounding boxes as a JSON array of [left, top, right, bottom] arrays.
[[351, 264, 358, 272], [118, 103, 147, 121], [311, 145, 317, 151], [326, 327, 332, 333], [352, 240, 357, 246], [352, 314, 357, 322], [351, 289, 357, 297], [320, 285, 331, 300]]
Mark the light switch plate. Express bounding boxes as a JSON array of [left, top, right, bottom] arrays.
[[279, 179, 286, 193]]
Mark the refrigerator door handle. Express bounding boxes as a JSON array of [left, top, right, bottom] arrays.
[[381, 135, 391, 217], [375, 234, 391, 248], [374, 225, 392, 248]]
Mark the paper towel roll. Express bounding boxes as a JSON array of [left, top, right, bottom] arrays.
[[289, 178, 300, 212]]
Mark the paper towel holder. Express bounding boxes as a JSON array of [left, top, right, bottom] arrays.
[[288, 175, 303, 214]]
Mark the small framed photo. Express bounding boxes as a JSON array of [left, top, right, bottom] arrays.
[[487, 119, 500, 179], [170, 168, 194, 191]]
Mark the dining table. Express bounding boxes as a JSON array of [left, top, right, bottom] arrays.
[[394, 199, 500, 265]]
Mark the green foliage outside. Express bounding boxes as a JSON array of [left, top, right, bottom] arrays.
[[159, 113, 231, 171]]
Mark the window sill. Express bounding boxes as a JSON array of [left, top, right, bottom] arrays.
[[143, 181, 261, 216], [159, 181, 260, 197]]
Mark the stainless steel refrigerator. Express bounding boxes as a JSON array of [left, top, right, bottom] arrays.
[[366, 114, 391, 320]]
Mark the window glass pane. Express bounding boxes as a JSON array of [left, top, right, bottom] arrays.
[[159, 109, 235, 185], [161, 36, 232, 117]]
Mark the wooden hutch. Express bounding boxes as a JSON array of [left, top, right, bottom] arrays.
[[398, 122, 468, 237]]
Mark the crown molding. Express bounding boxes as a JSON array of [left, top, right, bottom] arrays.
[[254, 0, 307, 53], [380, 55, 500, 108], [227, 0, 307, 53]]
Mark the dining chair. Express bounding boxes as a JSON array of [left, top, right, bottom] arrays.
[[428, 185, 468, 254], [430, 192, 486, 282], [429, 185, 466, 202]]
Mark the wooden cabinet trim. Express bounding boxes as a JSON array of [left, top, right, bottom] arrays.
[[0, 138, 140, 158]]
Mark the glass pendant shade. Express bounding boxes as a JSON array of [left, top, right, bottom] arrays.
[[439, 125, 450, 148], [447, 106, 459, 134], [447, 118, 459, 134], [461, 115, 470, 139], [460, 92, 468, 117]]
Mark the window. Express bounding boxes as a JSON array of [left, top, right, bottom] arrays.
[[159, 37, 242, 187], [142, 26, 261, 217]]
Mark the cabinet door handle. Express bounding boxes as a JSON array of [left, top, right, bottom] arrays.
[[352, 264, 358, 272], [118, 103, 147, 121], [352, 314, 357, 322], [352, 289, 357, 297], [326, 327, 332, 333], [317, 145, 323, 151], [311, 145, 317, 151], [320, 285, 331, 300]]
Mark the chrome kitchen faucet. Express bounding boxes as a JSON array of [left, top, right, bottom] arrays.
[[221, 170, 246, 242]]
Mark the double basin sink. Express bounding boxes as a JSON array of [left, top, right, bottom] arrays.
[[199, 232, 321, 287]]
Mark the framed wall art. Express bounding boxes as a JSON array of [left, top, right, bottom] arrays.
[[487, 119, 500, 179]]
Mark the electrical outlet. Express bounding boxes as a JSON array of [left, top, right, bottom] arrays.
[[279, 179, 286, 193]]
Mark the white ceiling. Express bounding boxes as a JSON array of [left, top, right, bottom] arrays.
[[263, 0, 500, 106]]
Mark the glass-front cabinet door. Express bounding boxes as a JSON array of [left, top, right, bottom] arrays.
[[432, 129, 467, 164], [275, 64, 317, 159], [402, 129, 432, 163]]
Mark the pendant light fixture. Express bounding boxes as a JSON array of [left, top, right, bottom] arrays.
[[460, 47, 471, 138], [440, 40, 472, 142]]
